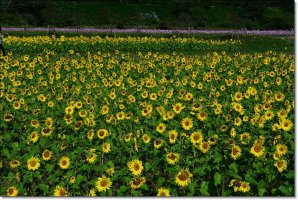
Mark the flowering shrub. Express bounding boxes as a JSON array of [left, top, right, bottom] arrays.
[[0, 36, 294, 196]]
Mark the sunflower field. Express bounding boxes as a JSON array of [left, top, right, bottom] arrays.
[[0, 35, 294, 196]]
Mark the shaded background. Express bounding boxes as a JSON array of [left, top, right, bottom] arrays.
[[0, 0, 294, 30]]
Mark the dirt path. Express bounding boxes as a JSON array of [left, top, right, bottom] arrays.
[[2, 27, 294, 36]]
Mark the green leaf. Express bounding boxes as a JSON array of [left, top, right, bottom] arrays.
[[195, 167, 206, 177], [222, 189, 232, 196], [76, 174, 86, 185], [119, 185, 127, 193], [106, 161, 114, 168], [258, 179, 266, 188], [278, 185, 291, 196], [132, 190, 141, 196], [188, 182, 196, 195], [145, 162, 151, 172], [213, 151, 222, 163], [284, 170, 294, 179], [38, 183, 49, 193], [157, 177, 165, 186], [23, 174, 30, 183], [141, 184, 149, 190], [245, 174, 257, 185], [214, 172, 221, 186], [258, 188, 266, 196], [2, 148, 10, 157], [46, 164, 54, 172], [199, 181, 209, 196]]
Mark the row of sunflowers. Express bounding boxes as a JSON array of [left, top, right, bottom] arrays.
[[0, 35, 294, 196]]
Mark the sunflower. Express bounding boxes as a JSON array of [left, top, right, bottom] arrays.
[[229, 179, 241, 192], [250, 143, 265, 157], [106, 167, 115, 176], [4, 114, 14, 122], [185, 92, 193, 101], [30, 119, 39, 128], [277, 110, 287, 119], [157, 188, 170, 196], [274, 92, 285, 101], [96, 175, 112, 192], [13, 101, 21, 109], [175, 169, 193, 187], [168, 130, 178, 144], [276, 144, 288, 156], [230, 128, 236, 138], [264, 110, 274, 120], [101, 105, 109, 115], [41, 127, 52, 137], [7, 186, 18, 196], [65, 105, 74, 115], [142, 134, 151, 144], [234, 92, 243, 101], [190, 131, 203, 144], [239, 132, 251, 145], [124, 133, 132, 142], [27, 156, 40, 171], [75, 101, 83, 109], [127, 159, 143, 176], [87, 153, 97, 163], [97, 129, 108, 139], [181, 117, 193, 130], [279, 118, 293, 131], [230, 145, 241, 160], [191, 102, 202, 111], [150, 93, 158, 100], [79, 110, 88, 118], [48, 101, 54, 107], [87, 129, 95, 140], [29, 131, 39, 143], [154, 138, 163, 149], [198, 141, 210, 153], [59, 156, 71, 169], [116, 111, 125, 120], [53, 186, 68, 196], [166, 152, 180, 165], [42, 150, 52, 161], [156, 123, 166, 133], [172, 102, 185, 114], [44, 117, 53, 128], [69, 176, 76, 184], [102, 142, 111, 153], [239, 181, 250, 193], [197, 111, 207, 121], [275, 159, 288, 173], [234, 117, 242, 126], [130, 177, 146, 189], [89, 188, 96, 196], [9, 160, 21, 168], [109, 92, 116, 100], [232, 102, 244, 113]]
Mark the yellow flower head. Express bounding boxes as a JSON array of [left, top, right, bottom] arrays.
[[59, 156, 71, 169], [175, 169, 193, 187], [181, 117, 193, 130], [96, 176, 112, 192], [166, 152, 180, 165], [127, 159, 143, 176], [27, 156, 40, 171], [7, 186, 18, 196], [157, 188, 171, 196], [53, 186, 68, 196]]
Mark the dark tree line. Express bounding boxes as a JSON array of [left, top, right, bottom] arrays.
[[0, 0, 294, 29]]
